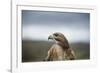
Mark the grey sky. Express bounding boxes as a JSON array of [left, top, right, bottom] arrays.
[[22, 10, 90, 42]]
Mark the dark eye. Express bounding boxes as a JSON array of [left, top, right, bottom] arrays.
[[54, 33, 59, 36]]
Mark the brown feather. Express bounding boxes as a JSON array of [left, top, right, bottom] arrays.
[[44, 32, 76, 61]]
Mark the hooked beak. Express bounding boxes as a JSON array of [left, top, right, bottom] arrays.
[[48, 35, 54, 40]]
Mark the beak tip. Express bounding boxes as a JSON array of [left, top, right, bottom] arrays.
[[48, 38, 50, 40], [48, 35, 53, 40]]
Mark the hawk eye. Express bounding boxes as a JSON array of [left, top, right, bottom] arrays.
[[54, 33, 59, 36]]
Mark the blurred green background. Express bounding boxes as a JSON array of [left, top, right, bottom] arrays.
[[22, 40, 90, 62]]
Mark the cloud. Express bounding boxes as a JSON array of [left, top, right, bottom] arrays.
[[22, 24, 89, 42], [22, 10, 90, 43], [22, 10, 90, 29]]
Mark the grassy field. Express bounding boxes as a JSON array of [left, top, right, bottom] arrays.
[[22, 40, 90, 62]]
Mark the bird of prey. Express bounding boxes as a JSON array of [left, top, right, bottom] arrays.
[[44, 32, 76, 61]]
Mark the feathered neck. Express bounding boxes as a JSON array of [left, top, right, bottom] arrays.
[[56, 38, 70, 49]]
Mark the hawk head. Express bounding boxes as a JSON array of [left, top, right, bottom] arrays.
[[48, 32, 70, 49]]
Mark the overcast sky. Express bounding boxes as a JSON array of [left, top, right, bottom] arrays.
[[22, 10, 90, 43]]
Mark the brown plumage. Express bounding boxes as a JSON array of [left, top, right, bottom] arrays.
[[44, 32, 76, 61]]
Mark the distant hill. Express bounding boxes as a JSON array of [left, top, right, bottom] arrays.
[[22, 40, 90, 62]]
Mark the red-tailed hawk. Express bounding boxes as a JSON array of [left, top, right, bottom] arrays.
[[44, 32, 76, 61]]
